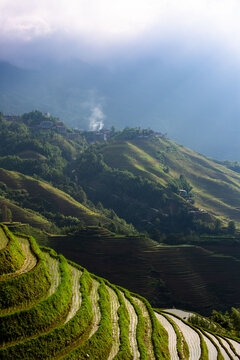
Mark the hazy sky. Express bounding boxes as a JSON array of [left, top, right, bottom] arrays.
[[2, 1, 240, 160], [1, 0, 240, 66]]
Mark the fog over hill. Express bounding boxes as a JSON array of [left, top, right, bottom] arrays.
[[1, 57, 240, 162]]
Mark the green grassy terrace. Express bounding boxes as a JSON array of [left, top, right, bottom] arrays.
[[0, 224, 240, 359]]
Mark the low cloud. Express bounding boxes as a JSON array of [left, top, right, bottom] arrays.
[[2, 0, 240, 65]]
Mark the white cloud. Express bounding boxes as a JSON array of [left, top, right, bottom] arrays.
[[2, 0, 240, 61]]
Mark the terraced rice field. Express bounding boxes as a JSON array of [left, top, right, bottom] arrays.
[[165, 308, 194, 321], [43, 252, 60, 296], [164, 312, 201, 360], [64, 265, 82, 324], [155, 312, 178, 360], [219, 337, 238, 359], [164, 311, 240, 360], [133, 296, 155, 360], [121, 291, 140, 359], [206, 332, 231, 359], [0, 251, 64, 348], [107, 286, 120, 360], [88, 279, 101, 339], [1, 235, 37, 280], [228, 338, 240, 356], [201, 332, 218, 360], [1, 225, 240, 360]]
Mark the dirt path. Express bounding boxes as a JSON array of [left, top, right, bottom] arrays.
[[219, 337, 239, 360], [206, 332, 231, 359], [107, 286, 120, 360], [200, 331, 218, 360], [88, 279, 101, 339], [44, 253, 60, 296], [227, 339, 240, 357], [120, 291, 140, 360], [0, 227, 8, 250], [0, 236, 37, 280], [166, 313, 201, 360], [155, 312, 178, 360], [133, 297, 155, 360], [64, 265, 82, 324]]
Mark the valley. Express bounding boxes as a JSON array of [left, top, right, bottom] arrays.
[[0, 111, 240, 358]]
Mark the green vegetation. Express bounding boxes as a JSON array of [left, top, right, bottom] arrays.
[[0, 224, 25, 274], [129, 293, 170, 359], [64, 279, 112, 360], [0, 251, 72, 345], [0, 234, 50, 310], [0, 114, 224, 237], [0, 113, 240, 239], [99, 129, 240, 232], [1, 112, 240, 358], [108, 283, 133, 360], [0, 167, 136, 236], [49, 225, 240, 315], [72, 145, 197, 235], [119, 288, 148, 359], [163, 311, 209, 360], [189, 307, 240, 338], [0, 113, 137, 235], [195, 329, 209, 360], [188, 313, 220, 332], [1, 113, 240, 240], [202, 331, 224, 360], [0, 224, 240, 359], [0, 266, 93, 359], [143, 301, 170, 359], [0, 198, 56, 232]]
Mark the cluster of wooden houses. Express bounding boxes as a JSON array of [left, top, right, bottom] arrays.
[[3, 113, 166, 143], [3, 114, 81, 140]]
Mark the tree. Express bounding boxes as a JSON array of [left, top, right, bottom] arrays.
[[110, 126, 116, 133], [214, 219, 222, 234], [231, 307, 240, 331], [1, 204, 12, 222], [228, 220, 236, 234], [179, 174, 193, 193], [151, 228, 161, 242]]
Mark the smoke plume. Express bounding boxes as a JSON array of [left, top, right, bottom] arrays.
[[89, 106, 104, 131]]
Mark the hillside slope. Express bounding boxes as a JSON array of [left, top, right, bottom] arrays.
[[0, 112, 238, 235], [49, 227, 240, 314], [0, 168, 113, 229], [0, 197, 54, 231], [1, 224, 240, 360], [100, 134, 240, 226]]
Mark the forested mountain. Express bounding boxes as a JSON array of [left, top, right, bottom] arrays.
[[0, 111, 239, 237]]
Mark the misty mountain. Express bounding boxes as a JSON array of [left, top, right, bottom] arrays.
[[0, 58, 240, 161]]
